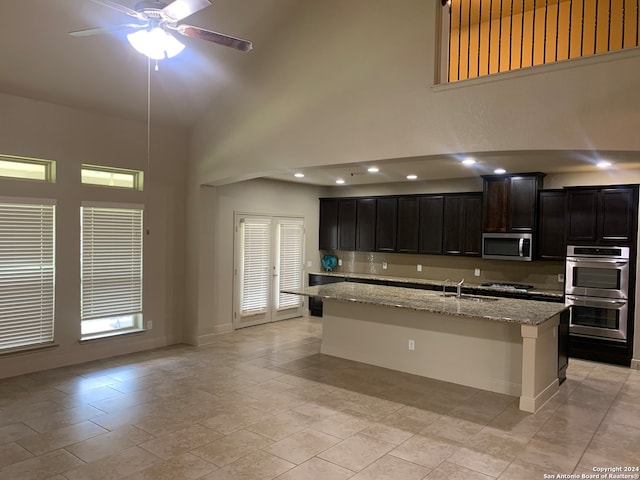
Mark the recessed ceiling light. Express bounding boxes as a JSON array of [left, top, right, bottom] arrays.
[[494, 168, 506, 174], [462, 157, 476, 166], [294, 173, 304, 178], [336, 179, 345, 184], [407, 174, 417, 180], [597, 161, 612, 168], [368, 167, 379, 173]]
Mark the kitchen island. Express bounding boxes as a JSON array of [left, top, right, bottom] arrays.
[[283, 282, 568, 413]]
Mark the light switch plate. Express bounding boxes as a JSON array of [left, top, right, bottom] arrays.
[[382, 261, 388, 270], [474, 268, 481, 276], [338, 259, 342, 266], [558, 273, 565, 282], [417, 264, 422, 272]]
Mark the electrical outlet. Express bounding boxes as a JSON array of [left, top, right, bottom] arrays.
[[306, 260, 312, 268], [146, 320, 153, 330], [382, 261, 388, 270], [417, 264, 422, 272], [474, 268, 481, 277], [338, 259, 342, 266], [558, 273, 565, 282], [408, 339, 415, 351]]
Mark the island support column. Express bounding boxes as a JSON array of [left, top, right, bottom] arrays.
[[519, 316, 560, 413]]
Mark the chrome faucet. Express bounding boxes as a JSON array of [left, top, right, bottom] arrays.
[[456, 279, 464, 298]]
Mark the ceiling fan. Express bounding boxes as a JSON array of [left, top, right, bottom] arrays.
[[70, 0, 253, 59]]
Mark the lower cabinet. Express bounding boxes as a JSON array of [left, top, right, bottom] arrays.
[[558, 309, 569, 383], [308, 274, 345, 317]]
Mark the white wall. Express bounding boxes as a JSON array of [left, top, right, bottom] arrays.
[[0, 93, 187, 378]]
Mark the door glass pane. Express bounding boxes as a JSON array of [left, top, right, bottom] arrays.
[[240, 218, 271, 316], [277, 219, 303, 310], [572, 305, 619, 330], [573, 267, 620, 289]]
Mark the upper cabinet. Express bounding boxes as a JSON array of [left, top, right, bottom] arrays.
[[483, 173, 545, 233], [396, 197, 420, 253], [319, 198, 339, 250], [356, 198, 376, 251], [375, 197, 398, 252], [566, 186, 639, 246], [443, 193, 483, 256], [337, 199, 357, 251], [538, 189, 567, 260], [419, 195, 444, 255]]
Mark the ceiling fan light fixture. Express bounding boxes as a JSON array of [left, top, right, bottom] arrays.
[[127, 27, 185, 59]]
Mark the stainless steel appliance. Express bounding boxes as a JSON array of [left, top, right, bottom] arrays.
[[565, 246, 630, 342], [482, 233, 533, 261]]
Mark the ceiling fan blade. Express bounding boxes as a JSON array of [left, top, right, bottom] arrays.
[[174, 24, 253, 52], [69, 23, 147, 37], [162, 0, 211, 21], [84, 0, 148, 21]]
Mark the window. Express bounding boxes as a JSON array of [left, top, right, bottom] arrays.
[[81, 203, 144, 339], [443, 0, 640, 82], [0, 155, 55, 182], [0, 198, 55, 351], [81, 165, 144, 190]]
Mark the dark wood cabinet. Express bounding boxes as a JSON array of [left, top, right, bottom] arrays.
[[319, 198, 339, 250], [419, 195, 444, 254], [376, 197, 398, 252], [308, 274, 345, 316], [566, 186, 638, 245], [483, 173, 544, 233], [538, 190, 566, 260], [356, 198, 376, 251], [396, 197, 420, 253], [444, 193, 482, 256], [338, 199, 356, 251]]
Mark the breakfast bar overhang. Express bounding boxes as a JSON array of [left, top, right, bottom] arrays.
[[284, 282, 568, 413]]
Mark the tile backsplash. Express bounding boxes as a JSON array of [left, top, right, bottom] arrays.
[[319, 251, 565, 291]]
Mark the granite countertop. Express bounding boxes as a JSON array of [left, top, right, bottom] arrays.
[[309, 271, 564, 300], [284, 282, 568, 326]]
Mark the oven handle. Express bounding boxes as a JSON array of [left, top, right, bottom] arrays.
[[518, 238, 523, 257], [566, 257, 629, 266], [565, 295, 627, 308]]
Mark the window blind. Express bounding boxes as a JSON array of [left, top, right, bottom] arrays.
[[0, 199, 55, 350], [277, 219, 303, 310], [81, 205, 143, 323], [239, 217, 271, 316]]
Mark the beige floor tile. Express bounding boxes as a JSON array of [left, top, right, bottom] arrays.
[[0, 401, 65, 428], [358, 422, 415, 445], [516, 436, 585, 472], [425, 461, 493, 479], [191, 429, 272, 467], [389, 433, 459, 469], [24, 405, 105, 433], [0, 441, 33, 469], [63, 445, 160, 480], [201, 406, 269, 435], [0, 422, 39, 445], [55, 386, 123, 409], [264, 428, 341, 464], [350, 454, 430, 480], [497, 458, 553, 479], [0, 448, 84, 480], [204, 450, 295, 480], [464, 426, 529, 461], [89, 404, 155, 431], [448, 446, 510, 477], [65, 424, 154, 462], [138, 424, 223, 460], [421, 415, 485, 443], [17, 420, 107, 456], [318, 433, 395, 472], [246, 410, 316, 441], [273, 457, 354, 480], [310, 411, 374, 439], [125, 452, 218, 480]]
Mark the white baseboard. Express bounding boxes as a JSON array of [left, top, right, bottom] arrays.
[[631, 359, 640, 370]]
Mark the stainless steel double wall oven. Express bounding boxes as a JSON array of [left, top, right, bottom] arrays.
[[565, 246, 630, 342]]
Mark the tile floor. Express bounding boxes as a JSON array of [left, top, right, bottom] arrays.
[[1, 317, 639, 480]]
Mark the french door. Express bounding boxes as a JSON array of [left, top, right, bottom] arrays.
[[234, 214, 305, 328]]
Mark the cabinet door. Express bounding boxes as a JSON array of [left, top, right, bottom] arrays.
[[509, 175, 541, 232], [483, 177, 508, 232], [566, 189, 598, 243], [443, 195, 464, 255], [376, 197, 398, 251], [419, 195, 444, 254], [338, 199, 356, 251], [356, 198, 376, 252], [538, 190, 566, 260], [319, 198, 339, 250], [599, 187, 636, 243], [463, 194, 483, 256], [396, 197, 420, 253]]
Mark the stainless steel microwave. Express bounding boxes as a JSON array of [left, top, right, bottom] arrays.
[[482, 233, 533, 261]]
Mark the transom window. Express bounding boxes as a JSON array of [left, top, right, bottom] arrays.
[[81, 165, 144, 190], [0, 155, 55, 182]]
